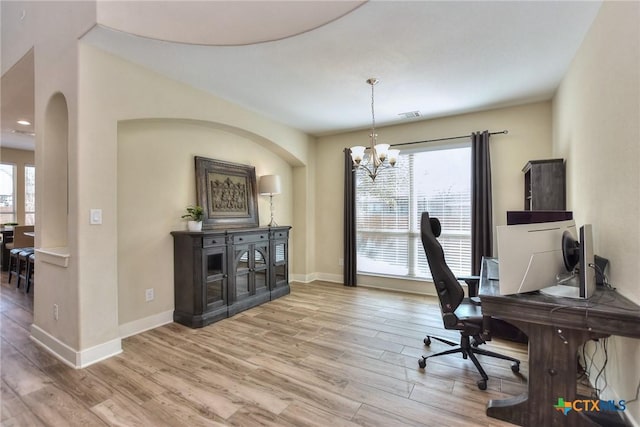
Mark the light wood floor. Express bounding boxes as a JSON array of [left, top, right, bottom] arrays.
[[1, 274, 531, 426]]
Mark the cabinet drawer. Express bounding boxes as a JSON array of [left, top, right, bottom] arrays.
[[203, 236, 226, 247], [273, 230, 288, 239], [233, 233, 268, 244]]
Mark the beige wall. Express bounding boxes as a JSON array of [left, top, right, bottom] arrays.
[[5, 0, 315, 365], [0, 148, 35, 225], [75, 44, 313, 356], [315, 101, 553, 294], [117, 119, 292, 328], [2, 1, 98, 359], [553, 1, 639, 424]]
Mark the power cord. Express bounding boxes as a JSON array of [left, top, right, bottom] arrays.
[[592, 338, 609, 397], [589, 262, 614, 290], [625, 378, 640, 405]]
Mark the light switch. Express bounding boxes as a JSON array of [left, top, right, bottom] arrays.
[[90, 209, 102, 225]]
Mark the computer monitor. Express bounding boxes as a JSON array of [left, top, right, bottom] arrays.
[[496, 220, 577, 295], [547, 224, 596, 298]]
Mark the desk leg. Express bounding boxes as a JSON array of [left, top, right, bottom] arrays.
[[487, 321, 601, 427]]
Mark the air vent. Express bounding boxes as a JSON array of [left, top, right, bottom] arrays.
[[398, 111, 421, 119]]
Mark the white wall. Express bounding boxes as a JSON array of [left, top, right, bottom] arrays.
[[553, 1, 639, 424], [315, 101, 553, 293]]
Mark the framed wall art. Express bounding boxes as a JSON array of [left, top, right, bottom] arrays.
[[195, 156, 259, 229]]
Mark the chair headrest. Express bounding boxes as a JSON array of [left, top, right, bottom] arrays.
[[430, 217, 442, 238]]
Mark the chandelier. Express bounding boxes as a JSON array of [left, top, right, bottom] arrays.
[[350, 78, 400, 181]]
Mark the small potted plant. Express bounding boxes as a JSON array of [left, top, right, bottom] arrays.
[[182, 205, 204, 232]]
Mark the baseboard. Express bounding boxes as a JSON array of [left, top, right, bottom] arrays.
[[290, 272, 436, 296], [358, 281, 434, 296], [314, 273, 342, 283], [290, 272, 320, 283], [119, 309, 174, 339], [30, 324, 122, 369]]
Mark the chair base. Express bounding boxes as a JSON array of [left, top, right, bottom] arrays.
[[418, 334, 520, 390]]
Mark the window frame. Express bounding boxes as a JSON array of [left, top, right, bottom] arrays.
[[0, 162, 17, 224], [355, 141, 472, 281], [24, 164, 36, 225]]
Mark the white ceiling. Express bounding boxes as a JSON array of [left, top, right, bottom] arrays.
[[2, 1, 603, 150]]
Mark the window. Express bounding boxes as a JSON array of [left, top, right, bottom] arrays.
[[0, 163, 17, 224], [356, 144, 471, 279], [25, 165, 36, 225]]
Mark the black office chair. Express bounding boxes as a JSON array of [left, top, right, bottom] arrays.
[[418, 211, 520, 390]]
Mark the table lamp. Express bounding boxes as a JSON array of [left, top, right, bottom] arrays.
[[259, 175, 281, 227]]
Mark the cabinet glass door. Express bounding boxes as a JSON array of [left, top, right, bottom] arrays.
[[235, 248, 251, 298], [254, 246, 268, 293], [273, 241, 287, 287], [205, 250, 225, 307], [275, 242, 286, 263]]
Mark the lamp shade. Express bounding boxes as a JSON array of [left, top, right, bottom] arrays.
[[259, 174, 281, 195]]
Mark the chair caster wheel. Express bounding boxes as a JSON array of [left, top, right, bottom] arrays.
[[477, 380, 487, 390], [423, 337, 431, 346], [511, 363, 520, 373], [418, 358, 426, 369]]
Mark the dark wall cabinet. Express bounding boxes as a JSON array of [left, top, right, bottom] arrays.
[[522, 159, 566, 210], [171, 226, 291, 328]]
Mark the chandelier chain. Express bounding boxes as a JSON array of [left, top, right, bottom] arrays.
[[370, 81, 376, 142]]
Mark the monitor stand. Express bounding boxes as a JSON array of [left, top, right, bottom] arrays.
[[540, 284, 581, 298], [540, 274, 583, 299]]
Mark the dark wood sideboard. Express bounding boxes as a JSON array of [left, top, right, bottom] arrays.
[[171, 226, 291, 328]]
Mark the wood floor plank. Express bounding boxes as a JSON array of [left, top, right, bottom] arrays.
[[0, 379, 44, 426], [2, 274, 563, 427], [0, 341, 51, 397], [277, 400, 364, 427], [341, 379, 482, 427], [42, 363, 115, 408], [352, 403, 435, 427], [20, 385, 108, 426], [246, 367, 361, 420], [140, 392, 228, 427], [84, 357, 166, 405], [91, 391, 175, 427], [147, 368, 242, 419], [225, 404, 300, 427], [192, 365, 291, 415]]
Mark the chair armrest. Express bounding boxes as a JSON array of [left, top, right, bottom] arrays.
[[457, 275, 480, 298]]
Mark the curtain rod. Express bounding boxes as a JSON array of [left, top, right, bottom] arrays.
[[390, 130, 508, 147]]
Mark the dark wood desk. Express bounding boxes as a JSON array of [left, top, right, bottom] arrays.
[[479, 257, 640, 426]]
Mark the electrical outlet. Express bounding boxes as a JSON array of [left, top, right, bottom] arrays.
[[145, 288, 154, 302], [338, 258, 344, 266], [53, 304, 59, 320]]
